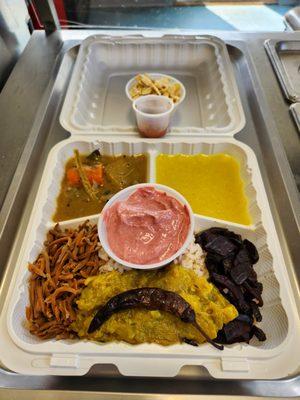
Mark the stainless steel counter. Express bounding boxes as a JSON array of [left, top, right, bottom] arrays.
[[0, 30, 299, 399]]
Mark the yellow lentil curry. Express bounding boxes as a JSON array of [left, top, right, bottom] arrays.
[[53, 151, 148, 222], [156, 153, 251, 225], [72, 264, 238, 345]]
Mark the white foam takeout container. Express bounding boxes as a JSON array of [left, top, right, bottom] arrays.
[[1, 138, 299, 379], [59, 35, 245, 136]]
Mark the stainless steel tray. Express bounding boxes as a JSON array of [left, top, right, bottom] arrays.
[[290, 103, 300, 132], [265, 39, 300, 102], [0, 31, 299, 397]]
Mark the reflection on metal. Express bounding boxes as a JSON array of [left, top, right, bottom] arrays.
[[290, 103, 300, 132], [0, 0, 30, 89], [33, 0, 60, 34]]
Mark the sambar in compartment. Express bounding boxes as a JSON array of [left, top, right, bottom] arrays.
[[156, 153, 251, 225], [53, 151, 148, 222]]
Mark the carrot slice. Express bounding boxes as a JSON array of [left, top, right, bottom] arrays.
[[66, 165, 104, 187], [66, 168, 81, 186]]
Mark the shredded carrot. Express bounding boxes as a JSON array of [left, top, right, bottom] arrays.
[[26, 221, 106, 340]]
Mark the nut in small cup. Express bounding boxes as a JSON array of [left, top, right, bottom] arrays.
[[132, 95, 174, 138]]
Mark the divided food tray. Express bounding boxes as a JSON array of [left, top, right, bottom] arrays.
[[265, 39, 300, 103], [2, 138, 300, 379], [60, 35, 245, 136]]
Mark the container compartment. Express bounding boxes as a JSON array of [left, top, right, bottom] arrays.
[[60, 36, 245, 136], [4, 138, 300, 379]]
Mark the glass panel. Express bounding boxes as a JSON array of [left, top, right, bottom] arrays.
[[47, 0, 290, 32]]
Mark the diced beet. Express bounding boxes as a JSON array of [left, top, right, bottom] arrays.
[[195, 230, 217, 248], [252, 325, 266, 341], [243, 281, 263, 307], [205, 235, 238, 257], [234, 247, 252, 266], [247, 268, 258, 283], [223, 256, 234, 274], [211, 273, 251, 314], [196, 226, 265, 346], [223, 318, 252, 343], [230, 262, 252, 285], [255, 281, 263, 295], [251, 302, 262, 322], [205, 253, 223, 274], [208, 227, 242, 245], [243, 239, 259, 264]]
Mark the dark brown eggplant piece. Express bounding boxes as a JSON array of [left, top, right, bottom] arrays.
[[86, 149, 102, 165], [88, 287, 224, 350]]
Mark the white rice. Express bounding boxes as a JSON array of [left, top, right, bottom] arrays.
[[98, 236, 207, 276], [174, 238, 207, 277], [98, 246, 128, 274]]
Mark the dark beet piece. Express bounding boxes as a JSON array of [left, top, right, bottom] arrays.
[[219, 316, 252, 344], [205, 235, 238, 257], [234, 246, 252, 266], [211, 273, 251, 314], [195, 230, 214, 248], [243, 281, 263, 307], [236, 313, 254, 325], [251, 302, 262, 322], [223, 256, 234, 274], [205, 253, 222, 274], [243, 239, 259, 264], [230, 262, 252, 285], [197, 227, 265, 346], [231, 247, 254, 285], [247, 268, 258, 284], [207, 227, 242, 245], [86, 149, 102, 165], [255, 281, 263, 295], [251, 325, 266, 341]]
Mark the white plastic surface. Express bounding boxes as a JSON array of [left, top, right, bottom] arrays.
[[2, 138, 300, 379], [99, 183, 195, 269], [60, 35, 245, 136]]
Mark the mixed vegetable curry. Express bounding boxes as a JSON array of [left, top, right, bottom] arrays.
[[53, 150, 148, 221]]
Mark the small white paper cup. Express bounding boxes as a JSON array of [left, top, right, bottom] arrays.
[[133, 95, 174, 138]]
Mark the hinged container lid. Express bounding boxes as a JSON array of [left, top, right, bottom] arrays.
[[60, 35, 245, 137]]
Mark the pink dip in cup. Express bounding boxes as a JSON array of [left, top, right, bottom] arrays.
[[103, 187, 190, 265]]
